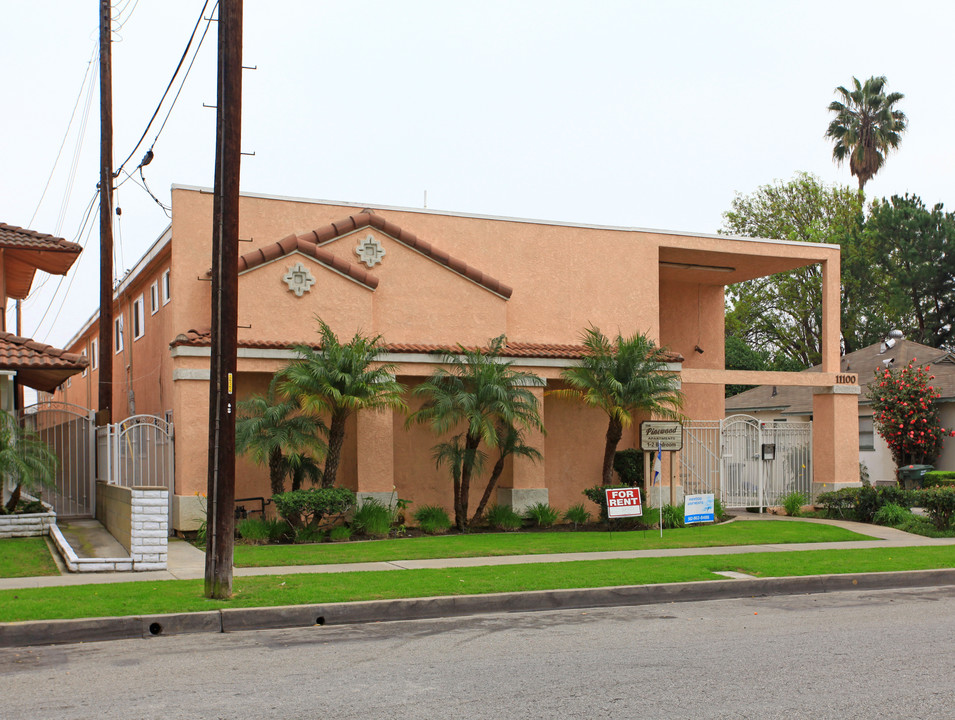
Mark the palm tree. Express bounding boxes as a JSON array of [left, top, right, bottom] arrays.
[[551, 326, 683, 486], [408, 336, 544, 530], [277, 318, 405, 488], [1, 412, 59, 512], [469, 423, 542, 526], [236, 382, 326, 496], [826, 75, 906, 191]]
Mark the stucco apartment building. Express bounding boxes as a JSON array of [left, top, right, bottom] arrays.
[[53, 187, 859, 532]]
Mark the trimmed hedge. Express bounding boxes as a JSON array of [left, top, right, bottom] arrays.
[[922, 471, 955, 488]]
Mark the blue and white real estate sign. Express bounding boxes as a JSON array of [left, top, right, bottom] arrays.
[[684, 494, 715, 524]]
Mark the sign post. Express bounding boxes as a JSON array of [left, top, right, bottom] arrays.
[[640, 421, 683, 537]]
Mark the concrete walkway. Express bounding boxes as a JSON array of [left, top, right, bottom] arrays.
[[2, 513, 953, 591]]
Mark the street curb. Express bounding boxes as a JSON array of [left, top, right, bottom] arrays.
[[3, 568, 954, 648]]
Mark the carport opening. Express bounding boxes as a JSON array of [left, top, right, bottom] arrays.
[[148, 622, 164, 636]]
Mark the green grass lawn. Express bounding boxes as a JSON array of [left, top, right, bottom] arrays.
[[1, 545, 952, 623], [233, 520, 874, 567], [0, 538, 59, 578]]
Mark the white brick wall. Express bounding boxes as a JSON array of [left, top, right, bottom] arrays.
[[0, 510, 55, 538], [130, 488, 168, 571]]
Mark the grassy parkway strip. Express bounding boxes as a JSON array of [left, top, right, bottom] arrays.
[[2, 545, 955, 623]]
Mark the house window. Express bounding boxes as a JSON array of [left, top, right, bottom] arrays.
[[162, 269, 171, 305], [115, 315, 124, 353], [133, 294, 145, 340], [81, 349, 88, 377], [859, 415, 875, 451], [150, 281, 159, 314], [91, 338, 98, 370], [67, 376, 71, 388]]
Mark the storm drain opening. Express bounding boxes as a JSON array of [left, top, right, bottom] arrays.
[[315, 616, 326, 626], [148, 622, 164, 636]]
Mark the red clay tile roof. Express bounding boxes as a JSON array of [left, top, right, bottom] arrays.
[[170, 329, 683, 362], [233, 235, 379, 290], [0, 224, 84, 299], [0, 332, 89, 393], [232, 212, 513, 299]]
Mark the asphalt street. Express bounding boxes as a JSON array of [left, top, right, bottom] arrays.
[[3, 586, 954, 719]]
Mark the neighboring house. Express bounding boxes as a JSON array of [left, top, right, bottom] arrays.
[[52, 186, 858, 531], [0, 223, 88, 505], [726, 339, 955, 484]]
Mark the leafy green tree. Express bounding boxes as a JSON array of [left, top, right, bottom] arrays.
[[236, 382, 326, 496], [723, 173, 884, 365], [724, 335, 803, 397], [868, 360, 954, 470], [551, 326, 683, 486], [409, 336, 544, 530], [1, 412, 59, 512], [826, 75, 907, 191], [865, 195, 955, 349], [277, 319, 406, 488]]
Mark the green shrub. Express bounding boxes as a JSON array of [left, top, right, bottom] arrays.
[[816, 488, 858, 518], [272, 487, 355, 528], [351, 499, 392, 538], [328, 525, 352, 542], [524, 502, 560, 528], [236, 518, 271, 543], [780, 491, 807, 518], [872, 503, 913, 527], [713, 497, 726, 522], [485, 504, 523, 531], [413, 505, 452, 534], [923, 471, 955, 488], [661, 504, 684, 529], [564, 503, 591, 529], [613, 448, 644, 487], [911, 487, 955, 530], [294, 525, 325, 544]]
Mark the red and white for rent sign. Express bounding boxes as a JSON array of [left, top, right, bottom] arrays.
[[605, 487, 643, 519]]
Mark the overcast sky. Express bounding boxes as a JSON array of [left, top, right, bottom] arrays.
[[3, 0, 954, 351]]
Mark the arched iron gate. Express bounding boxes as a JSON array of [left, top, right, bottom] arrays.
[[681, 414, 812, 509]]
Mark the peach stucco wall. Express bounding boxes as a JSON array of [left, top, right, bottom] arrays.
[[53, 186, 856, 527]]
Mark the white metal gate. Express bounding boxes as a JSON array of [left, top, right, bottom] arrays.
[[682, 415, 812, 508], [97, 415, 175, 526], [19, 402, 96, 517]]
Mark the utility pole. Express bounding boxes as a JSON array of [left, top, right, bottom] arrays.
[[97, 0, 114, 425], [205, 0, 243, 599]]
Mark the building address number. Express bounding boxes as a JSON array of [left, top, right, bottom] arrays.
[[835, 374, 858, 385]]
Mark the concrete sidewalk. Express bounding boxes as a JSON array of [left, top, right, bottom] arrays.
[[3, 514, 954, 648], [2, 513, 953, 591]]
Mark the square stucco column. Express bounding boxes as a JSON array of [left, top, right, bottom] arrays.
[[355, 407, 396, 507], [812, 386, 861, 495], [497, 385, 548, 512]]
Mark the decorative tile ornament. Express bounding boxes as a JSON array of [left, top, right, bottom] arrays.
[[282, 261, 316, 297], [355, 234, 386, 268]]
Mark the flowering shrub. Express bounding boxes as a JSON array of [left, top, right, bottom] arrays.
[[867, 360, 954, 470]]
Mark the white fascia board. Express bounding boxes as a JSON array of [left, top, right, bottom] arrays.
[[171, 184, 837, 250]]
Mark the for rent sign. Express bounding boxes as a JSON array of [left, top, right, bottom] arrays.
[[605, 487, 643, 518], [640, 420, 683, 452]]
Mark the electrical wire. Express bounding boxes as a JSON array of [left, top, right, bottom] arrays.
[[54, 54, 98, 238], [28, 44, 98, 229], [114, 0, 211, 177]]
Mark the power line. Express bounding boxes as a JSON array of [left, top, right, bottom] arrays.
[[114, 0, 211, 176]]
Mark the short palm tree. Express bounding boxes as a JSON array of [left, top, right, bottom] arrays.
[[826, 75, 906, 191], [236, 382, 326, 496], [1, 412, 59, 512], [408, 336, 544, 530], [470, 423, 542, 526], [277, 318, 405, 488], [552, 326, 683, 486]]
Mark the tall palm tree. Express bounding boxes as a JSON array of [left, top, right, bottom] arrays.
[[551, 326, 683, 486], [408, 336, 544, 530], [277, 318, 405, 488], [826, 75, 907, 191], [235, 382, 326, 496]]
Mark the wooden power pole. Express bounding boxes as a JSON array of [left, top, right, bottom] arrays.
[[205, 0, 243, 599], [97, 0, 114, 425]]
